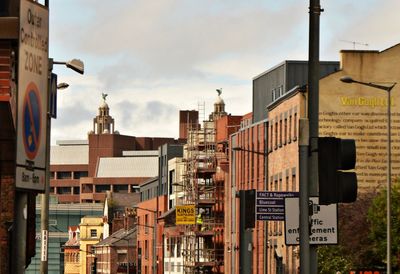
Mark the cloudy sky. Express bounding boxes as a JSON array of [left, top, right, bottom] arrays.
[[47, 0, 400, 144]]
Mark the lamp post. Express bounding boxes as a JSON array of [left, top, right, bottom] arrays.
[[40, 58, 84, 274], [231, 146, 267, 274], [134, 206, 157, 274], [340, 76, 396, 274]]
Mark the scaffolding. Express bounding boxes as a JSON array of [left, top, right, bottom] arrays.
[[180, 103, 224, 273]]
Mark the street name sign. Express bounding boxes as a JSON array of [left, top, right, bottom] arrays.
[[16, 0, 49, 191], [256, 191, 298, 221], [285, 197, 338, 245]]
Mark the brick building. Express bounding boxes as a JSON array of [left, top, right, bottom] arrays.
[[226, 61, 338, 274], [50, 97, 182, 203]]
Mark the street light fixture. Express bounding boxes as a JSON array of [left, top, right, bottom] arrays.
[[53, 59, 84, 75], [57, 82, 69, 90], [340, 76, 396, 274], [40, 58, 84, 274], [133, 206, 157, 274]]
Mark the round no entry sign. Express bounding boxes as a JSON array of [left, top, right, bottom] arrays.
[[22, 82, 42, 160]]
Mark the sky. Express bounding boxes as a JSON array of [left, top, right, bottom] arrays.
[[46, 0, 400, 144]]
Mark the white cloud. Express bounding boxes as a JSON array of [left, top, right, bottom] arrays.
[[49, 0, 400, 144]]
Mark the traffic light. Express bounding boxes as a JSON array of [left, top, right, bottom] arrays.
[[318, 137, 357, 205], [240, 189, 255, 229]]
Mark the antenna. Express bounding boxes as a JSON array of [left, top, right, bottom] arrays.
[[340, 40, 369, 50]]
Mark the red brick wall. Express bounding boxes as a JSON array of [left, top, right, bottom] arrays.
[[137, 195, 167, 274]]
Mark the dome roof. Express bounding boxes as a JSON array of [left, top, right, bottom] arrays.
[[100, 101, 109, 109], [215, 95, 224, 105]]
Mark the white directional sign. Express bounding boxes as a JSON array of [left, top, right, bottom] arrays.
[[16, 0, 49, 191], [285, 197, 338, 245]]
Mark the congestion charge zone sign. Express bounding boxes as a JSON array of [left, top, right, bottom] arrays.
[[16, 0, 49, 191]]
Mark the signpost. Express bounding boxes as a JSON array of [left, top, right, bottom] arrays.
[[16, 0, 49, 191], [285, 197, 338, 245], [256, 191, 298, 221]]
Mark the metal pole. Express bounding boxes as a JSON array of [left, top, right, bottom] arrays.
[[153, 211, 157, 274], [40, 59, 52, 274], [308, 1, 322, 273], [299, 119, 310, 274], [387, 89, 392, 274], [12, 192, 28, 274], [231, 138, 237, 274]]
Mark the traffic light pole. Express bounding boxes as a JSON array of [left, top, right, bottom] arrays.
[[299, 119, 310, 274], [307, 0, 322, 273]]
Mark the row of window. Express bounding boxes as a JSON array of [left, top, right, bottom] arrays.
[[269, 168, 297, 192], [269, 109, 298, 152], [50, 171, 88, 180], [64, 252, 80, 263], [50, 184, 132, 195]]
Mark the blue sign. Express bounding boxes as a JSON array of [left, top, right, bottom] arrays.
[[256, 191, 299, 221], [49, 73, 57, 118], [22, 82, 42, 160]]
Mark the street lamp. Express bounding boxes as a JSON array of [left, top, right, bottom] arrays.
[[40, 58, 84, 274], [231, 146, 268, 274], [340, 76, 396, 274], [133, 206, 157, 274], [53, 59, 84, 75]]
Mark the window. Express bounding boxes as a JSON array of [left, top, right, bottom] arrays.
[[279, 119, 282, 147], [57, 187, 71, 195], [57, 171, 71, 179], [50, 172, 55, 179], [269, 124, 273, 152], [145, 214, 149, 234], [90, 229, 97, 238], [73, 171, 88, 179], [294, 112, 298, 141], [288, 115, 292, 143], [292, 173, 297, 191], [145, 240, 149, 259], [73, 187, 80, 194], [95, 184, 110, 193], [177, 238, 181, 257], [114, 184, 128, 193], [274, 121, 278, 149], [284, 118, 287, 145], [286, 175, 289, 191]]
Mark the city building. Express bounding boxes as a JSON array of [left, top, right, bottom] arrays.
[[79, 216, 104, 274], [63, 226, 81, 274], [93, 227, 137, 274], [226, 60, 339, 274], [137, 177, 167, 274], [50, 96, 182, 203], [319, 46, 400, 189], [26, 198, 104, 274]]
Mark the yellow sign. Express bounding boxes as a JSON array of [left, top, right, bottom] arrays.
[[176, 205, 196, 225]]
